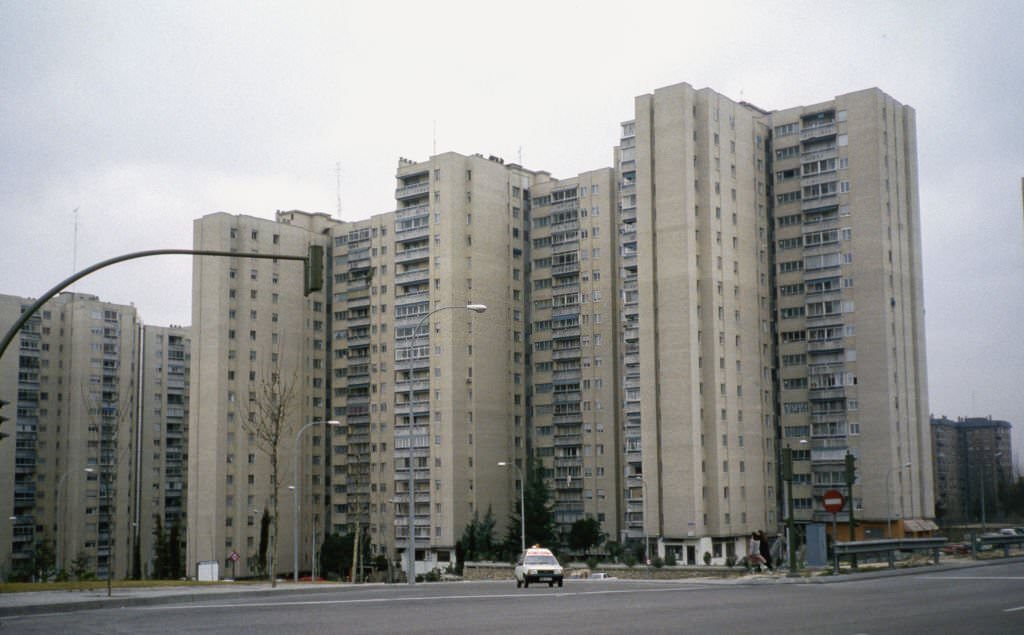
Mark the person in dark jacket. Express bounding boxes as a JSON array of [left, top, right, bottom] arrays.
[[757, 531, 774, 571]]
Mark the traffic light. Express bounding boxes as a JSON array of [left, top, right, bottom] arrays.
[[0, 399, 9, 441], [781, 447, 793, 481], [844, 452, 856, 485], [304, 244, 324, 296]]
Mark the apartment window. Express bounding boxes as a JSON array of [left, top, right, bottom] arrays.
[[774, 122, 798, 137]]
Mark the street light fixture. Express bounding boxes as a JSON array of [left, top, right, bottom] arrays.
[[292, 419, 341, 582], [498, 461, 526, 554], [885, 462, 912, 538], [405, 304, 485, 585]]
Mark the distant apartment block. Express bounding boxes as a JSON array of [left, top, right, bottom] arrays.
[[931, 415, 1013, 522]]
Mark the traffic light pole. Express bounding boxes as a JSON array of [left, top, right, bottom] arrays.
[[0, 247, 321, 363], [782, 447, 797, 575]]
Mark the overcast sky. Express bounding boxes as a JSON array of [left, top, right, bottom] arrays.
[[2, 1, 1022, 457]]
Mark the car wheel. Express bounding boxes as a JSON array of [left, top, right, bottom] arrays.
[[524, 579, 529, 588], [548, 581, 554, 587], [557, 579, 563, 587]]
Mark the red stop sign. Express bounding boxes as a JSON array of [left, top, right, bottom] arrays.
[[822, 489, 845, 513]]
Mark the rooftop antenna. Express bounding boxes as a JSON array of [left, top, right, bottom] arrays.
[[72, 207, 79, 287], [518, 146, 522, 165], [433, 120, 437, 156], [335, 162, 342, 217]]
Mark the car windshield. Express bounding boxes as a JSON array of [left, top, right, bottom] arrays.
[[524, 555, 558, 565]]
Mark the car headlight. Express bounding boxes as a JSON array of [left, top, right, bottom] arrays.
[[528, 569, 538, 575]]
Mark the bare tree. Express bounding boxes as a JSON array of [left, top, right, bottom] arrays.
[[243, 368, 298, 588]]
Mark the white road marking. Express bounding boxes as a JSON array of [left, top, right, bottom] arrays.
[[140, 584, 719, 611]]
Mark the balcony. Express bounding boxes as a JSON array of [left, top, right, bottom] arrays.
[[801, 147, 837, 163], [800, 123, 836, 142], [806, 338, 843, 353], [554, 434, 583, 447], [395, 181, 429, 200], [552, 369, 582, 382], [552, 347, 581, 361], [553, 391, 581, 404], [551, 304, 580, 318], [395, 246, 430, 264], [551, 261, 580, 275], [809, 387, 846, 401], [801, 172, 838, 188], [395, 204, 429, 221], [551, 325, 581, 339], [395, 267, 430, 285]]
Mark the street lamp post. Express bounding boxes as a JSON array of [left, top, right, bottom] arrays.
[[885, 462, 912, 538], [405, 304, 486, 585], [498, 461, 525, 554], [980, 451, 1002, 530], [292, 419, 341, 583]]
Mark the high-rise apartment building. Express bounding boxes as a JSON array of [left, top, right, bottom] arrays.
[[620, 85, 777, 563], [769, 89, 933, 538], [188, 153, 537, 580], [931, 416, 1013, 522], [527, 168, 619, 535], [137, 324, 191, 577], [0, 292, 141, 580], [183, 80, 933, 577], [186, 210, 335, 579]]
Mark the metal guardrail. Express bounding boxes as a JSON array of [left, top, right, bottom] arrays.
[[832, 537, 947, 571], [974, 533, 1024, 557]]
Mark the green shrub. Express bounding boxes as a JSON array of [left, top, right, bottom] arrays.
[[665, 551, 677, 566], [702, 552, 711, 566], [652, 556, 664, 568]]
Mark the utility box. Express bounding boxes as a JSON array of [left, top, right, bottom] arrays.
[[198, 560, 220, 582]]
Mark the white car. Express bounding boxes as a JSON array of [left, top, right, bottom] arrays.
[[514, 547, 564, 588]]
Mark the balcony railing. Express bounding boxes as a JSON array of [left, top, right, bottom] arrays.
[[800, 123, 836, 141], [395, 182, 429, 200]]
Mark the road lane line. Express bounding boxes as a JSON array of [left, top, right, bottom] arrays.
[[139, 584, 720, 611], [921, 575, 1024, 580]]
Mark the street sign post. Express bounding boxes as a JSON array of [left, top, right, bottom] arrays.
[[823, 489, 845, 573]]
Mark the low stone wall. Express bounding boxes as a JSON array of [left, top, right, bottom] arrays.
[[462, 561, 743, 581]]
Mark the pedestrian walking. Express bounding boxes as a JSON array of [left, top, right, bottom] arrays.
[[748, 532, 767, 571]]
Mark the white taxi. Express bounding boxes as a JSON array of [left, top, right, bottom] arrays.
[[514, 546, 564, 588]]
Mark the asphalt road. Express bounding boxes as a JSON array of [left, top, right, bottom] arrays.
[[4, 562, 1024, 634]]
